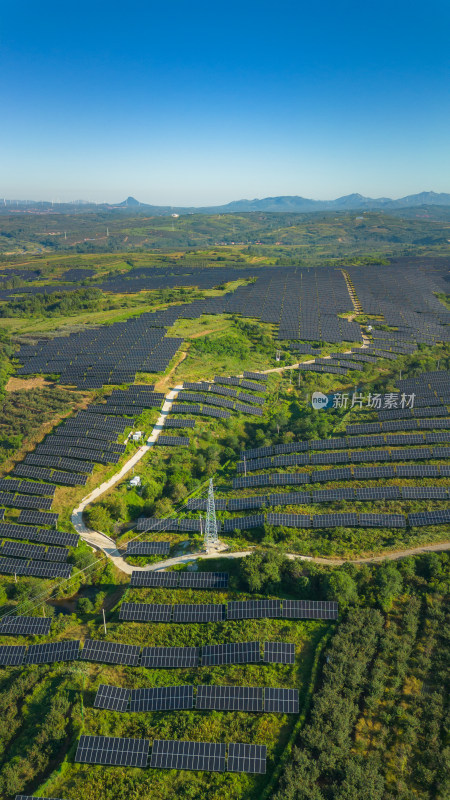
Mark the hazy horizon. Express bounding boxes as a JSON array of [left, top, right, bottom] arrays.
[[2, 189, 449, 208]]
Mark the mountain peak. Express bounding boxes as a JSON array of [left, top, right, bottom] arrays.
[[118, 196, 141, 207]]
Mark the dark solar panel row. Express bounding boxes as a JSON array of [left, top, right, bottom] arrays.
[[93, 683, 297, 714], [129, 570, 228, 589], [75, 734, 266, 772], [120, 598, 338, 622], [0, 523, 78, 547]]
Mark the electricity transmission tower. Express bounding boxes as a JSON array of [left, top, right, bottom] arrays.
[[204, 479, 219, 550]]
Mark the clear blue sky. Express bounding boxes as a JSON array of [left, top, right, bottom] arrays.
[[1, 0, 449, 205]]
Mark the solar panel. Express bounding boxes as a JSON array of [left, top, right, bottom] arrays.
[[228, 496, 267, 510], [126, 541, 170, 556], [119, 602, 172, 622], [17, 510, 58, 527], [313, 513, 359, 527], [311, 468, 352, 483], [222, 515, 265, 532], [312, 488, 355, 502], [15, 796, 67, 800], [94, 685, 131, 712], [268, 492, 311, 505], [358, 513, 406, 528], [80, 639, 140, 665], [396, 464, 440, 477], [401, 486, 448, 499], [201, 641, 260, 666], [227, 742, 266, 774], [129, 570, 175, 587], [282, 600, 338, 620], [0, 540, 46, 560], [27, 560, 72, 579], [409, 509, 450, 526], [263, 641, 295, 664], [0, 557, 29, 576], [129, 685, 194, 712], [23, 640, 80, 664], [266, 513, 312, 528], [173, 604, 225, 623], [354, 487, 401, 500], [132, 571, 179, 588], [0, 644, 26, 666], [75, 735, 149, 767], [141, 646, 200, 669], [264, 687, 299, 713], [196, 685, 263, 712], [0, 616, 51, 635], [178, 572, 229, 589], [243, 371, 267, 381], [150, 739, 226, 772], [227, 599, 282, 620]]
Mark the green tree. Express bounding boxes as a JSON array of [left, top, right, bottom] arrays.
[[376, 562, 403, 611], [327, 571, 358, 610], [88, 504, 113, 534]]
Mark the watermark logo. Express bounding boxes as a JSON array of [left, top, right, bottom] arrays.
[[311, 391, 415, 410], [312, 391, 330, 410]]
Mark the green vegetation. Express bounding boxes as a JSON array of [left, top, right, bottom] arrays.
[[273, 553, 449, 800], [1, 209, 450, 260], [0, 387, 81, 470], [0, 553, 446, 800]]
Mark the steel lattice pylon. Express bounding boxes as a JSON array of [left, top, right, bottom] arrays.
[[204, 479, 219, 549]]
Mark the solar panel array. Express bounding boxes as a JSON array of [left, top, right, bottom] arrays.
[[150, 739, 226, 772], [23, 640, 80, 665], [0, 523, 78, 547], [0, 616, 51, 636], [75, 735, 150, 767], [119, 598, 337, 622], [196, 685, 264, 712], [125, 541, 170, 555], [0, 637, 294, 671], [240, 427, 450, 458], [79, 639, 141, 666], [0, 558, 72, 578], [129, 570, 228, 589]]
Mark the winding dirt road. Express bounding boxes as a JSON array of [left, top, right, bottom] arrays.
[[71, 373, 450, 576]]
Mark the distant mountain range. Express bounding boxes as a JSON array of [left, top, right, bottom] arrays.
[[2, 191, 450, 215]]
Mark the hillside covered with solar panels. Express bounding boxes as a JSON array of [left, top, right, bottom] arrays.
[[0, 232, 447, 800]]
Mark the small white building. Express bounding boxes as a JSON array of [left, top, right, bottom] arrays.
[[131, 430, 143, 442], [129, 475, 141, 488]]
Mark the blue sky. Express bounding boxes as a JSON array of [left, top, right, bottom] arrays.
[[1, 0, 449, 204]]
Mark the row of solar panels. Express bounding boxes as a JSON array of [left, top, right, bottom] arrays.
[[94, 682, 299, 714], [75, 735, 267, 773], [237, 445, 450, 471], [218, 510, 450, 530], [0, 540, 68, 561], [128, 570, 228, 588], [346, 418, 450, 434], [215, 376, 268, 392], [241, 430, 450, 458], [187, 485, 450, 509], [233, 463, 450, 488], [181, 386, 265, 405], [119, 599, 338, 622], [0, 523, 78, 547], [0, 639, 295, 667], [0, 557, 72, 578], [170, 402, 263, 418]]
